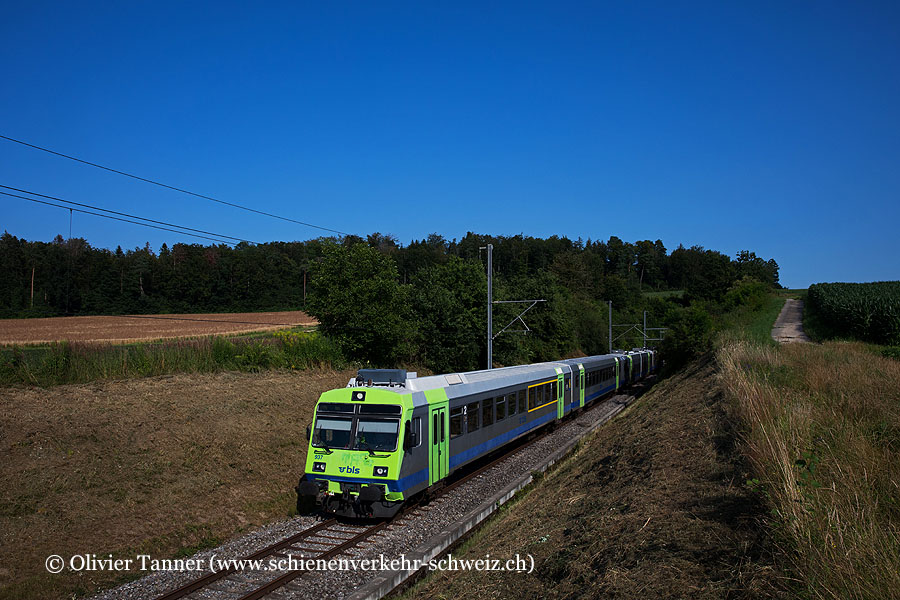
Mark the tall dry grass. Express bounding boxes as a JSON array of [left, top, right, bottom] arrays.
[[719, 338, 900, 599]]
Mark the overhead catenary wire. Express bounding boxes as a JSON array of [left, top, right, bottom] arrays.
[[0, 184, 257, 245], [0, 190, 236, 245], [0, 134, 351, 237]]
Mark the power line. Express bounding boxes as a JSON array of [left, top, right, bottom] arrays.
[[0, 184, 257, 245], [0, 190, 236, 245], [0, 133, 351, 237]]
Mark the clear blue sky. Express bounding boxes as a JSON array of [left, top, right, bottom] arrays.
[[2, 1, 898, 289]]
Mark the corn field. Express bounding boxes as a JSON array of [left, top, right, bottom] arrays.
[[807, 281, 900, 345]]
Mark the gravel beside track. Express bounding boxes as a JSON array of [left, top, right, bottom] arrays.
[[89, 386, 648, 600]]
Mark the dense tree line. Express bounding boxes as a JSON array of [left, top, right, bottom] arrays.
[[0, 230, 779, 371]]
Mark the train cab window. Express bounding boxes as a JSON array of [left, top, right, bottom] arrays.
[[518, 389, 526, 413], [482, 397, 494, 426], [312, 417, 352, 449], [450, 407, 463, 439], [353, 418, 400, 452], [507, 393, 517, 416], [466, 401, 480, 433], [496, 396, 506, 421]]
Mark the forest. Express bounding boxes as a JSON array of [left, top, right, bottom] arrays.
[[0, 230, 780, 371]]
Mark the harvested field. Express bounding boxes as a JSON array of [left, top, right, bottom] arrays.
[[0, 367, 353, 600], [0, 311, 317, 345]]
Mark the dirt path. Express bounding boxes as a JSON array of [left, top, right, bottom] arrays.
[[771, 299, 811, 343]]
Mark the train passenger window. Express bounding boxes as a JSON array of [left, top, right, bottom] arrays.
[[466, 401, 480, 433], [527, 387, 535, 410], [450, 408, 463, 439], [507, 393, 517, 416], [410, 417, 421, 448], [518, 389, 526, 413], [550, 381, 557, 400], [565, 376, 570, 391], [482, 397, 494, 426], [496, 396, 506, 421]]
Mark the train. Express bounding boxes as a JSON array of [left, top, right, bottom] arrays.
[[295, 349, 657, 518]]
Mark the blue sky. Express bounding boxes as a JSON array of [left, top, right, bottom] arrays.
[[1, 1, 898, 289]]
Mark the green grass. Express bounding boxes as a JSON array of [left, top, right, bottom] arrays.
[[717, 289, 900, 599], [720, 340, 900, 600], [0, 329, 346, 387], [716, 294, 785, 345]]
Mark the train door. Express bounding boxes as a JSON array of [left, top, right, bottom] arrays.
[[614, 356, 620, 391], [578, 364, 585, 408], [428, 403, 448, 486], [556, 368, 564, 419]]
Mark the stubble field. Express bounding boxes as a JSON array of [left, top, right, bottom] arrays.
[[0, 311, 317, 345], [0, 367, 352, 600]]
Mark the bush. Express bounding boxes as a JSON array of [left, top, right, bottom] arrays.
[[659, 305, 713, 371]]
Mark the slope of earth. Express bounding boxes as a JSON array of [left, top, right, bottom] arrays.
[[0, 367, 351, 600], [0, 311, 317, 345], [399, 358, 786, 600]]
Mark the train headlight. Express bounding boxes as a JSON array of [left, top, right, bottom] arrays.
[[312, 462, 327, 473], [373, 466, 389, 477]]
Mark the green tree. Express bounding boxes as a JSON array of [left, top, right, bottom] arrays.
[[306, 242, 414, 365], [411, 257, 486, 373], [659, 304, 713, 371]]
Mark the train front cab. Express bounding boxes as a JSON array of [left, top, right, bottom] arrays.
[[297, 387, 421, 518]]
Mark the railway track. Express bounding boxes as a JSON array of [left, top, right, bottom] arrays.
[[152, 423, 553, 600], [145, 379, 655, 600]]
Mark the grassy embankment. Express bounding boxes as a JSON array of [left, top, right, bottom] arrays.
[[719, 337, 900, 599], [395, 296, 789, 600], [718, 286, 900, 599], [0, 329, 345, 387]]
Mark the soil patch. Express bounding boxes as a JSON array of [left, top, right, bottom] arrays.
[[0, 311, 317, 345]]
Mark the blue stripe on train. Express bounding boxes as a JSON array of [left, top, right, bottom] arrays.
[[449, 410, 557, 469], [310, 468, 428, 494]]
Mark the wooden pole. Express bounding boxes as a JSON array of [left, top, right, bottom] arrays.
[[30, 266, 35, 308]]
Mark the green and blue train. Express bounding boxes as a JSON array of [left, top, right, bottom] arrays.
[[296, 349, 656, 518]]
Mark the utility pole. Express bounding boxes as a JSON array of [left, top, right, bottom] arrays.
[[486, 244, 493, 369], [608, 301, 613, 353], [643, 311, 647, 348], [482, 243, 544, 369], [30, 266, 34, 309], [65, 208, 73, 315]]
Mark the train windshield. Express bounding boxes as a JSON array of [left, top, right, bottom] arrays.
[[312, 417, 352, 449], [352, 418, 400, 452]]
